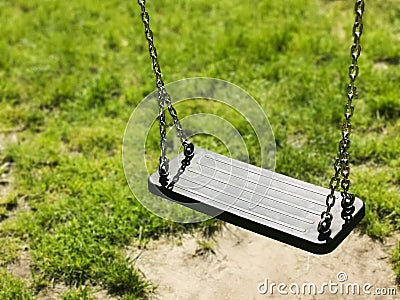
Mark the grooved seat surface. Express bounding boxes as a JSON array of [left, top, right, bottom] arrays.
[[148, 148, 365, 254]]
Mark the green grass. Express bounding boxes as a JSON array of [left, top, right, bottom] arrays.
[[0, 269, 33, 300], [61, 287, 92, 300], [195, 239, 216, 256], [0, 0, 399, 297]]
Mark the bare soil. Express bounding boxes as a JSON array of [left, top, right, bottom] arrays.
[[132, 224, 398, 300]]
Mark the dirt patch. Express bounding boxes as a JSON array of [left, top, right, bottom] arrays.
[[0, 161, 14, 202], [373, 62, 389, 71], [36, 284, 67, 300], [6, 249, 32, 283], [131, 224, 397, 300], [91, 289, 118, 300], [1, 133, 33, 290], [0, 133, 17, 202]]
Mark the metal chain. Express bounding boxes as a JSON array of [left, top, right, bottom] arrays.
[[138, 0, 194, 178], [318, 0, 365, 234]]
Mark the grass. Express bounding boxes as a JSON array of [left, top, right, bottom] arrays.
[[0, 269, 33, 300], [0, 0, 399, 297], [195, 239, 216, 257]]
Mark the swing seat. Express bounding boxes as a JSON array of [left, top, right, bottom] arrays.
[[148, 148, 365, 254]]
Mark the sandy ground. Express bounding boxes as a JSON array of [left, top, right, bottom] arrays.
[[132, 224, 398, 300], [0, 133, 17, 201]]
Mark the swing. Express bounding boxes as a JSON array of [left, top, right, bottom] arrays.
[[138, 0, 366, 254]]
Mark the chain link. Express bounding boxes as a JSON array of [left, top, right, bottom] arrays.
[[139, 0, 365, 218], [138, 0, 194, 178], [318, 0, 365, 234]]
